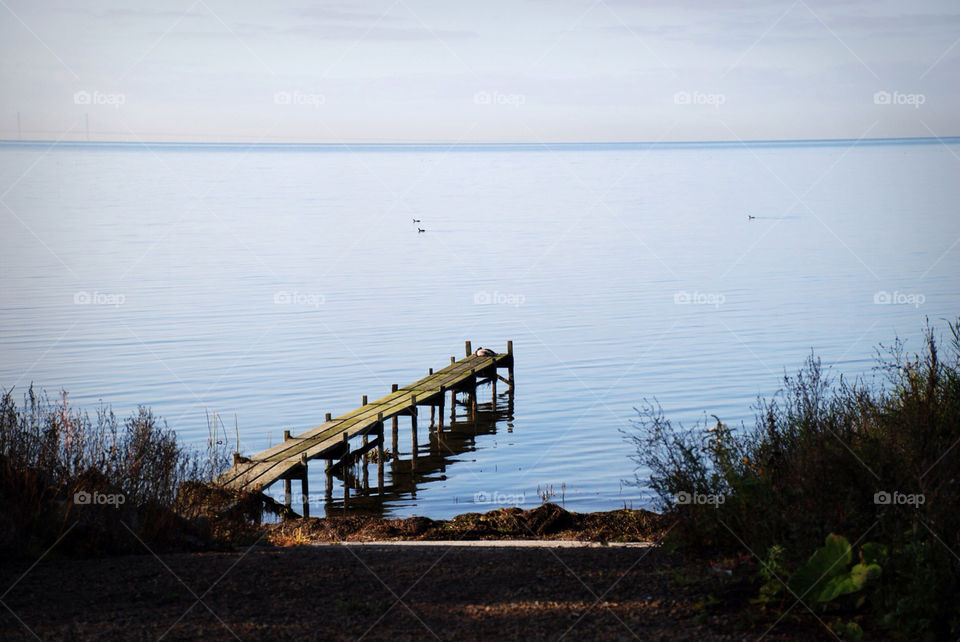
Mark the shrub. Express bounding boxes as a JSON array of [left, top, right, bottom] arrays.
[[0, 386, 230, 556], [624, 318, 960, 639]]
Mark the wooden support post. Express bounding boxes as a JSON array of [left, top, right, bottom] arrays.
[[492, 374, 497, 403], [300, 454, 309, 518], [438, 385, 445, 429], [232, 452, 241, 466], [377, 413, 384, 494], [411, 403, 418, 469], [465, 341, 472, 357], [284, 478, 292, 509], [507, 340, 515, 389], [325, 412, 332, 422], [391, 384, 399, 458], [362, 395, 367, 406], [341, 432, 349, 505], [362, 434, 369, 492], [469, 368, 477, 419], [325, 458, 333, 501], [450, 356, 455, 365], [283, 429, 291, 442], [429, 367, 433, 375]]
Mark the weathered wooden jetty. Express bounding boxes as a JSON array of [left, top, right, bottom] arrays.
[[215, 341, 514, 516]]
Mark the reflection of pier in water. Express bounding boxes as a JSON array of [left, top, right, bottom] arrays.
[[330, 384, 515, 515]]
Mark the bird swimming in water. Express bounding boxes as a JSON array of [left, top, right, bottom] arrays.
[[474, 347, 497, 357], [417, 227, 425, 233], [412, 218, 421, 223], [747, 214, 756, 220]]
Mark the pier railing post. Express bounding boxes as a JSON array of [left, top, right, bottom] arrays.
[[465, 341, 472, 357]]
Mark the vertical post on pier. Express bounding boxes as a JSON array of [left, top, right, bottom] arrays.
[[341, 432, 350, 506], [465, 341, 472, 357], [492, 373, 497, 404], [325, 459, 333, 501], [469, 368, 477, 420], [362, 433, 369, 492], [450, 388, 456, 424], [410, 394, 418, 470], [376, 413, 384, 494], [325, 412, 332, 422], [282, 429, 293, 509], [507, 340, 514, 390], [451, 356, 455, 365], [438, 385, 445, 429], [391, 384, 399, 458], [362, 395, 367, 406], [300, 454, 310, 518]]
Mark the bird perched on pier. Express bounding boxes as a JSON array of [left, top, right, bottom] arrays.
[[474, 347, 497, 357]]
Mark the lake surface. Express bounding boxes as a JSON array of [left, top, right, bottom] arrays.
[[1, 138, 958, 518]]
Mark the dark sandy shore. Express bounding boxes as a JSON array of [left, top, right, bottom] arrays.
[[1, 542, 827, 641]]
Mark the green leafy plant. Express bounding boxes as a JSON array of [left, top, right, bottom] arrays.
[[787, 534, 882, 605]]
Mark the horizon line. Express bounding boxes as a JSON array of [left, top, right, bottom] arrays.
[[0, 135, 958, 150]]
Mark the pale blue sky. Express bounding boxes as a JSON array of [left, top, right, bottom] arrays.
[[1, 0, 958, 142]]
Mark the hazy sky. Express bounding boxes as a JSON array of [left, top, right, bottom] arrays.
[[1, 0, 958, 143]]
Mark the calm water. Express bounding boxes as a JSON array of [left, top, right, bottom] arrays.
[[1, 139, 958, 518]]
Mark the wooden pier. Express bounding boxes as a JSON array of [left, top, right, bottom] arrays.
[[215, 341, 514, 516]]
